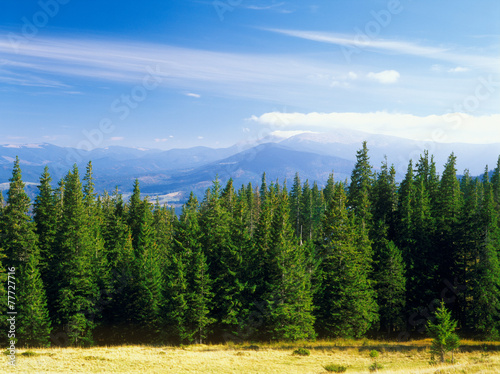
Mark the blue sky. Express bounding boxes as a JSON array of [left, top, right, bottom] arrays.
[[0, 0, 499, 150]]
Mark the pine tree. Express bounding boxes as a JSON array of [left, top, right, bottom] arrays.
[[300, 179, 313, 242], [99, 189, 137, 342], [375, 241, 406, 335], [17, 250, 52, 347], [265, 187, 315, 341], [427, 301, 460, 363], [82, 162, 112, 334], [316, 182, 378, 338], [199, 178, 244, 339], [0, 157, 38, 268], [468, 175, 500, 337], [290, 173, 302, 239], [1, 159, 51, 347], [127, 179, 144, 252], [167, 192, 214, 344], [348, 141, 374, 226], [132, 199, 163, 341], [33, 166, 58, 286], [435, 154, 463, 320], [55, 165, 100, 346]]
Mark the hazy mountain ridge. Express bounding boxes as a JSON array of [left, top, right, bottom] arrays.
[[1, 131, 499, 205]]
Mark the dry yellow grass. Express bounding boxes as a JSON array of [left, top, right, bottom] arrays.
[[2, 339, 500, 373]]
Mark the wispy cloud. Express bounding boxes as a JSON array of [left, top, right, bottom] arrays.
[[264, 28, 499, 68], [367, 70, 400, 84], [250, 111, 500, 144], [448, 66, 469, 73], [185, 92, 201, 98], [110, 136, 124, 141]]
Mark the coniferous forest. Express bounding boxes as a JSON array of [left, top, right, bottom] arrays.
[[2, 142, 500, 347]]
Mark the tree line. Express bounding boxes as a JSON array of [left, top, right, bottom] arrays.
[[1, 141, 500, 347]]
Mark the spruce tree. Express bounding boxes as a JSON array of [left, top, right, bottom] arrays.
[[375, 241, 406, 335], [33, 166, 58, 287], [199, 178, 244, 339], [348, 141, 374, 226], [316, 182, 378, 338], [290, 173, 302, 239], [55, 165, 100, 346], [17, 250, 52, 347], [468, 176, 500, 337], [132, 199, 163, 341], [265, 187, 315, 341], [0, 157, 38, 268], [436, 154, 462, 319]]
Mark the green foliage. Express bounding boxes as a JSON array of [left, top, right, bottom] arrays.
[[323, 363, 348, 372], [369, 350, 379, 358], [369, 362, 383, 371], [4, 143, 500, 346], [292, 347, 310, 356], [427, 301, 460, 363], [315, 182, 378, 338]]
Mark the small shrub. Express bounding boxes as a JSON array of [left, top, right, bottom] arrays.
[[292, 347, 310, 356], [83, 355, 107, 361], [324, 363, 348, 372], [369, 362, 383, 371], [21, 350, 39, 357], [369, 350, 379, 358]]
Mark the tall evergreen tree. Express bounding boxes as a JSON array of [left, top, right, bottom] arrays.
[[33, 166, 58, 284], [316, 182, 378, 338], [199, 178, 245, 340], [436, 154, 463, 320], [55, 165, 100, 346], [0, 157, 38, 268], [290, 173, 302, 239], [468, 174, 500, 337], [264, 187, 315, 341], [1, 159, 52, 347], [132, 199, 163, 341], [17, 250, 52, 347], [348, 141, 374, 226]]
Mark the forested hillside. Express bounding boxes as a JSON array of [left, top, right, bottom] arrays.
[[1, 142, 500, 347]]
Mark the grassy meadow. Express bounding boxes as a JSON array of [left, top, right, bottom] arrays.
[[2, 339, 500, 373]]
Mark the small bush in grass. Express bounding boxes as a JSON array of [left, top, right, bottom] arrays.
[[369, 350, 379, 358], [244, 345, 260, 351], [292, 347, 310, 356], [21, 350, 39, 357], [369, 362, 383, 371], [324, 363, 348, 372]]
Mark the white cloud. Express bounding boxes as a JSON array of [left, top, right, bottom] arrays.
[[367, 70, 400, 84], [154, 138, 168, 142], [265, 29, 498, 68], [250, 111, 500, 144], [347, 71, 358, 80], [186, 92, 201, 98], [197, 136, 204, 139], [110, 136, 124, 141], [448, 66, 469, 73]]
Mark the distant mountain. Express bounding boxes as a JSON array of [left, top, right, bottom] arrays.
[[280, 132, 500, 177], [1, 131, 499, 206], [139, 143, 355, 197]]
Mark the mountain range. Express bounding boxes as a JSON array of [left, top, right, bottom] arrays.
[[1, 130, 499, 207]]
